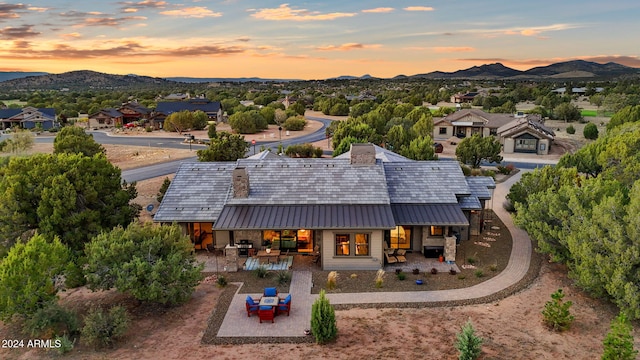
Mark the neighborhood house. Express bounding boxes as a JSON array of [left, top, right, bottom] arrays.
[[154, 144, 495, 271]]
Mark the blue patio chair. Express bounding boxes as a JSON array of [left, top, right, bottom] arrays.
[[245, 295, 259, 317], [277, 294, 292, 316], [264, 287, 278, 297]]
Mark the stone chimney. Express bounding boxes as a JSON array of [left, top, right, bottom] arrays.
[[232, 167, 249, 198], [349, 143, 376, 165]]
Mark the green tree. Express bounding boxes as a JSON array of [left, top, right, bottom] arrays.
[[411, 115, 434, 138], [259, 106, 276, 124], [507, 165, 578, 209], [0, 153, 139, 252], [542, 289, 574, 332], [402, 136, 437, 160], [1, 129, 35, 154], [385, 125, 409, 152], [228, 111, 256, 134], [455, 134, 503, 168], [283, 116, 307, 131], [156, 177, 171, 203], [192, 110, 209, 130], [197, 131, 249, 161], [289, 102, 306, 116], [53, 126, 105, 157], [333, 136, 361, 157], [85, 223, 204, 306], [553, 102, 582, 122], [583, 122, 599, 140], [454, 319, 483, 360], [0, 234, 70, 321], [207, 122, 217, 139], [310, 290, 337, 344], [607, 105, 640, 131], [331, 119, 377, 149], [164, 110, 194, 134], [602, 313, 638, 360]]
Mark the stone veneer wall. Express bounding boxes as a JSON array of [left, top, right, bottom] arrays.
[[224, 245, 238, 272]]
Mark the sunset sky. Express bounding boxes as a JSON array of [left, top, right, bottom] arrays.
[[1, 1, 639, 79]]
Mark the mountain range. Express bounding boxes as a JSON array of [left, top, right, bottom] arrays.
[[0, 60, 638, 90]]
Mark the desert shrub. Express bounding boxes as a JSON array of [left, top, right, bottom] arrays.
[[84, 223, 203, 306], [467, 257, 476, 265], [253, 266, 269, 279], [455, 319, 483, 360], [566, 125, 576, 134], [474, 270, 484, 278], [430, 268, 438, 274], [396, 272, 407, 280], [457, 274, 466, 280], [602, 313, 638, 360], [327, 271, 338, 290], [81, 306, 129, 348], [461, 165, 472, 176], [483, 169, 496, 179], [350, 273, 358, 279], [276, 271, 292, 285], [470, 168, 483, 176], [23, 303, 79, 338], [283, 116, 307, 131], [145, 126, 153, 132], [285, 143, 323, 158], [375, 269, 385, 288], [54, 334, 75, 355], [542, 289, 574, 332], [216, 275, 228, 288], [310, 290, 337, 344], [489, 263, 498, 272], [64, 259, 87, 288], [583, 122, 599, 140]]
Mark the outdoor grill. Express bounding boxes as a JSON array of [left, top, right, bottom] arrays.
[[237, 240, 253, 257]]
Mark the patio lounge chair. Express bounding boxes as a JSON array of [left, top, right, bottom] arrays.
[[259, 305, 275, 323], [277, 294, 292, 316], [264, 287, 278, 297], [245, 295, 259, 317], [395, 249, 407, 263], [384, 250, 398, 264]]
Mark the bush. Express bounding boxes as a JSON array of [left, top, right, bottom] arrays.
[[310, 290, 338, 344], [285, 143, 323, 158], [283, 116, 307, 131], [474, 270, 484, 278], [496, 163, 515, 175], [84, 223, 203, 306], [461, 165, 472, 176], [276, 271, 292, 285], [602, 313, 638, 360], [375, 269, 385, 288], [455, 319, 483, 360], [64, 260, 87, 288], [482, 169, 496, 179], [542, 289, 574, 332], [22, 303, 79, 338], [566, 125, 576, 134], [253, 266, 269, 279], [81, 306, 129, 348], [396, 272, 407, 280], [327, 271, 338, 290], [583, 122, 599, 140], [216, 275, 228, 288], [54, 334, 75, 355]]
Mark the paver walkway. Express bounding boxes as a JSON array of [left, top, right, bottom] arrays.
[[216, 172, 532, 337]]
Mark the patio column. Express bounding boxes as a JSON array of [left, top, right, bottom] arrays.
[[444, 236, 457, 262], [224, 244, 239, 272]]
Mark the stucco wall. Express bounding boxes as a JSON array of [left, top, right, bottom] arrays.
[[321, 229, 383, 271]]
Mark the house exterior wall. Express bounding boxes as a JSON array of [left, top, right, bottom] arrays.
[[503, 138, 515, 154], [321, 229, 383, 271], [538, 139, 551, 155], [233, 230, 261, 246], [433, 125, 453, 140], [215, 231, 231, 248]]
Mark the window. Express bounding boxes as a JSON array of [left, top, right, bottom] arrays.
[[355, 234, 369, 256], [430, 226, 444, 236], [335, 234, 350, 256], [515, 138, 537, 151], [389, 226, 411, 249], [540, 143, 546, 151], [489, 128, 498, 136], [439, 127, 447, 135], [335, 233, 370, 256]]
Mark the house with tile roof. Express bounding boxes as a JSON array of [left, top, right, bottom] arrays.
[[154, 144, 494, 271], [433, 109, 554, 155], [88, 108, 123, 129], [0, 106, 56, 130]]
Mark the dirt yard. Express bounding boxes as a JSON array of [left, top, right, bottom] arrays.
[[3, 260, 636, 360]]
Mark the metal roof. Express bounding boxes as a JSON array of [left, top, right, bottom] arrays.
[[458, 195, 482, 210], [155, 100, 221, 116], [391, 204, 469, 226], [214, 204, 396, 230]]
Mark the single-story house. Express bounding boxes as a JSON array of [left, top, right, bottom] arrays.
[[88, 108, 123, 129], [433, 109, 541, 140], [451, 92, 479, 104], [497, 117, 555, 155], [154, 144, 495, 271], [152, 99, 222, 129], [0, 106, 56, 130]]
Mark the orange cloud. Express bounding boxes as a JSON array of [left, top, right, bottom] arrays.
[[251, 4, 356, 21], [433, 47, 475, 53], [160, 7, 222, 18], [61, 32, 82, 39], [123, 8, 138, 13], [403, 6, 435, 12], [28, 7, 49, 12], [315, 43, 381, 51], [362, 8, 394, 13]]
